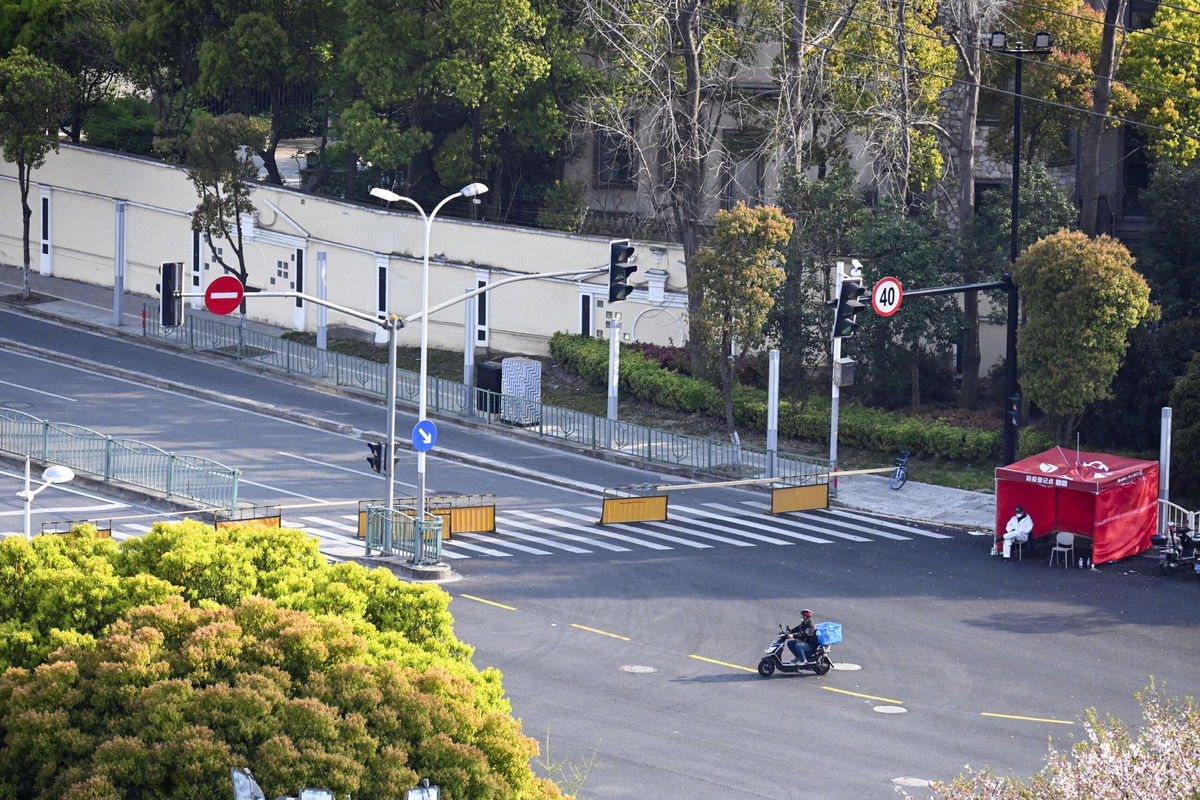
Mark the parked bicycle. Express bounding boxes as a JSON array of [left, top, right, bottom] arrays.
[[889, 451, 911, 490]]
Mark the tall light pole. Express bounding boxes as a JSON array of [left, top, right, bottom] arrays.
[[369, 183, 488, 530], [17, 457, 75, 540], [988, 30, 1051, 467]]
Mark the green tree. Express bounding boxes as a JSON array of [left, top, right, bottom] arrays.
[[0, 45, 72, 300], [1014, 230, 1154, 442], [1121, 1, 1200, 165], [692, 202, 792, 436], [176, 113, 268, 303], [1130, 163, 1200, 321], [1170, 352, 1200, 504]]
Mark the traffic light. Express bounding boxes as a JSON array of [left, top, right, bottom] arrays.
[[608, 239, 637, 303], [367, 442, 384, 474], [831, 276, 866, 338], [1006, 394, 1021, 429], [158, 261, 183, 327]]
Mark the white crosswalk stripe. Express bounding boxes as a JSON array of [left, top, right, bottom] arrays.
[[504, 512, 626, 552], [699, 502, 883, 542], [818, 508, 953, 538], [675, 504, 831, 544], [544, 509, 673, 550]]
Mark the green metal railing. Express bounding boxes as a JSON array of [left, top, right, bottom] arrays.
[[0, 408, 240, 512], [365, 505, 443, 564], [146, 311, 831, 487]]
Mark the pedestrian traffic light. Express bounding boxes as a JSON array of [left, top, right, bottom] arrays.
[[608, 239, 637, 303], [831, 276, 866, 338], [158, 261, 183, 328], [367, 442, 384, 474], [1007, 394, 1021, 428]]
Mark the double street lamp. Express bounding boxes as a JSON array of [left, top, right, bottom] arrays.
[[369, 183, 488, 532], [987, 30, 1052, 466]]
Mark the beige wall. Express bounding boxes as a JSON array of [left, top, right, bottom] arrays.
[[0, 145, 688, 355]]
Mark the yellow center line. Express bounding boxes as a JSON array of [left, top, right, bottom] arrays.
[[821, 686, 903, 704], [689, 654, 756, 673], [459, 594, 517, 611], [981, 712, 1074, 725], [571, 624, 631, 641]]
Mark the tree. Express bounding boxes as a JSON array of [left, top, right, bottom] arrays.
[[905, 684, 1200, 800], [1120, 0, 1200, 166], [1170, 352, 1200, 504], [1129, 163, 1200, 322], [692, 202, 791, 437], [0, 45, 72, 300], [176, 113, 268, 301], [1013, 230, 1154, 442], [0, 523, 565, 799]]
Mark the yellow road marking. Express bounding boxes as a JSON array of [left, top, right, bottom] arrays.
[[571, 624, 631, 641], [981, 712, 1074, 725], [459, 594, 516, 611], [689, 654, 756, 673], [821, 686, 903, 704]]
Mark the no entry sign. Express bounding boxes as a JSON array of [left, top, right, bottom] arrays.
[[871, 276, 903, 317], [205, 275, 244, 315]]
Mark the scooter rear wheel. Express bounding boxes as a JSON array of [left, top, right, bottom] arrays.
[[813, 656, 832, 675], [757, 659, 776, 678], [1161, 556, 1179, 576]]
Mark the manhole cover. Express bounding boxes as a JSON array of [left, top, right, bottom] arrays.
[[892, 777, 931, 788], [874, 705, 908, 714], [1, 402, 33, 409], [832, 662, 862, 671], [620, 665, 657, 673]]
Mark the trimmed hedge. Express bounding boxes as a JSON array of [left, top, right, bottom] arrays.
[[549, 332, 1055, 462]]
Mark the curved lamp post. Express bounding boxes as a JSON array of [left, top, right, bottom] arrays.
[[17, 457, 75, 540], [369, 183, 488, 536]]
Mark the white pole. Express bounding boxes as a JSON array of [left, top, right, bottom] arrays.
[[829, 261, 845, 478], [316, 251, 328, 377], [607, 316, 621, 420], [22, 455, 32, 541], [1160, 407, 1172, 514], [386, 317, 398, 553], [113, 201, 126, 326], [463, 291, 476, 416], [767, 349, 780, 478]]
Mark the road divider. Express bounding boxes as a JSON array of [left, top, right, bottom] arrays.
[[689, 654, 755, 673], [459, 594, 516, 611], [821, 686, 902, 704], [571, 623, 630, 641], [980, 712, 1074, 725]]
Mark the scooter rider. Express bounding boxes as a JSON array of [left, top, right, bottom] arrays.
[[786, 609, 818, 664]]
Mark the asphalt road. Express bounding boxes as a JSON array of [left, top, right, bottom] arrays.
[[3, 309, 1199, 798]]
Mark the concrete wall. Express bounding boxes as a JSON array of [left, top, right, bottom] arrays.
[[0, 145, 689, 355]]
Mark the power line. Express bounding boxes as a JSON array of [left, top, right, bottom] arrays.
[[1006, 0, 1200, 54]]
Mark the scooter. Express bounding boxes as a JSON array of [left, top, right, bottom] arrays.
[[1151, 522, 1198, 576], [756, 624, 834, 677]]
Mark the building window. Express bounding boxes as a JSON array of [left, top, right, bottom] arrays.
[[294, 248, 304, 307], [475, 277, 489, 346], [580, 294, 592, 336], [595, 130, 637, 189], [1128, 0, 1157, 30], [1121, 127, 1149, 218], [720, 129, 765, 209]]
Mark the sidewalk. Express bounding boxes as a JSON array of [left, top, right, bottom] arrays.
[[0, 264, 999, 533]]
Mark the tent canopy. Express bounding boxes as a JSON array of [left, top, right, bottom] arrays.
[[995, 447, 1158, 564]]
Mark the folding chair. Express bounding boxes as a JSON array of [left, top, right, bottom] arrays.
[[1048, 532, 1075, 568]]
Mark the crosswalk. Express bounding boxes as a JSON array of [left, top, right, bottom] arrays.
[[27, 501, 955, 564]]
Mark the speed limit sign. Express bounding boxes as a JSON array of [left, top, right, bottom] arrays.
[[871, 277, 903, 317]]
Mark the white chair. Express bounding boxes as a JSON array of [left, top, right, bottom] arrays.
[[1048, 532, 1075, 568]]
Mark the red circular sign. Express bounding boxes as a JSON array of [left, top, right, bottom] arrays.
[[871, 276, 903, 317], [205, 275, 244, 315]]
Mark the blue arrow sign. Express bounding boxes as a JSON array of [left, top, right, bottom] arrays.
[[412, 419, 438, 452]]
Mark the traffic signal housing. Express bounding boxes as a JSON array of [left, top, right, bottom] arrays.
[[831, 277, 866, 338], [158, 261, 183, 327], [367, 442, 384, 474], [608, 239, 637, 303]]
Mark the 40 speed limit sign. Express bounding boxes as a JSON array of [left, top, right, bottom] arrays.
[[871, 276, 903, 317]]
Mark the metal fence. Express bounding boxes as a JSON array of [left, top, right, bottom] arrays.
[[146, 311, 832, 486], [0, 408, 240, 512], [365, 506, 443, 564]]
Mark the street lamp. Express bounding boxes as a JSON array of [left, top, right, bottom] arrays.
[[16, 456, 75, 540], [369, 183, 488, 539], [988, 30, 1052, 467]]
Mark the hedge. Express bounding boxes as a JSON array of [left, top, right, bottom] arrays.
[[549, 332, 1055, 462]]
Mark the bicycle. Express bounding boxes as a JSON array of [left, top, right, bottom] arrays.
[[888, 450, 911, 490]]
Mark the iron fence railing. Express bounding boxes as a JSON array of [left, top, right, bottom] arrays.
[[145, 310, 832, 487], [0, 408, 240, 512], [365, 506, 443, 564]]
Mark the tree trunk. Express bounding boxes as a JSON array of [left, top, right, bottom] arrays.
[[783, 0, 809, 171], [1079, 0, 1126, 236], [910, 349, 921, 410], [343, 147, 358, 198], [959, 42, 982, 407], [18, 162, 32, 300], [677, 1, 709, 376]]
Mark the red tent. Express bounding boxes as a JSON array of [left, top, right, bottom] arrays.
[[994, 447, 1158, 564]]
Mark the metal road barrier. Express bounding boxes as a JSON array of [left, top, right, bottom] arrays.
[[41, 520, 112, 538], [357, 494, 495, 539], [601, 484, 669, 525], [365, 505, 443, 564], [204, 505, 282, 529], [0, 408, 240, 513], [144, 312, 832, 484]]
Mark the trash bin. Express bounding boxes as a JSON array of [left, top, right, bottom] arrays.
[[475, 361, 502, 413]]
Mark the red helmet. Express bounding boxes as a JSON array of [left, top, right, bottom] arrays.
[[801, 609, 813, 617]]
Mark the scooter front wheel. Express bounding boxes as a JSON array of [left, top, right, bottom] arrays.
[[757, 659, 776, 678], [813, 656, 832, 676]]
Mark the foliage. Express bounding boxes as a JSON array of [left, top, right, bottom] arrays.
[[1014, 231, 1155, 442], [907, 684, 1200, 800], [1131, 163, 1200, 321], [0, 523, 562, 800], [535, 180, 587, 232], [847, 202, 963, 409], [81, 94, 158, 155], [964, 163, 1078, 272], [626, 341, 691, 375], [1120, 2, 1200, 166], [1169, 352, 1200, 504], [549, 332, 1014, 461], [692, 203, 791, 435]]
